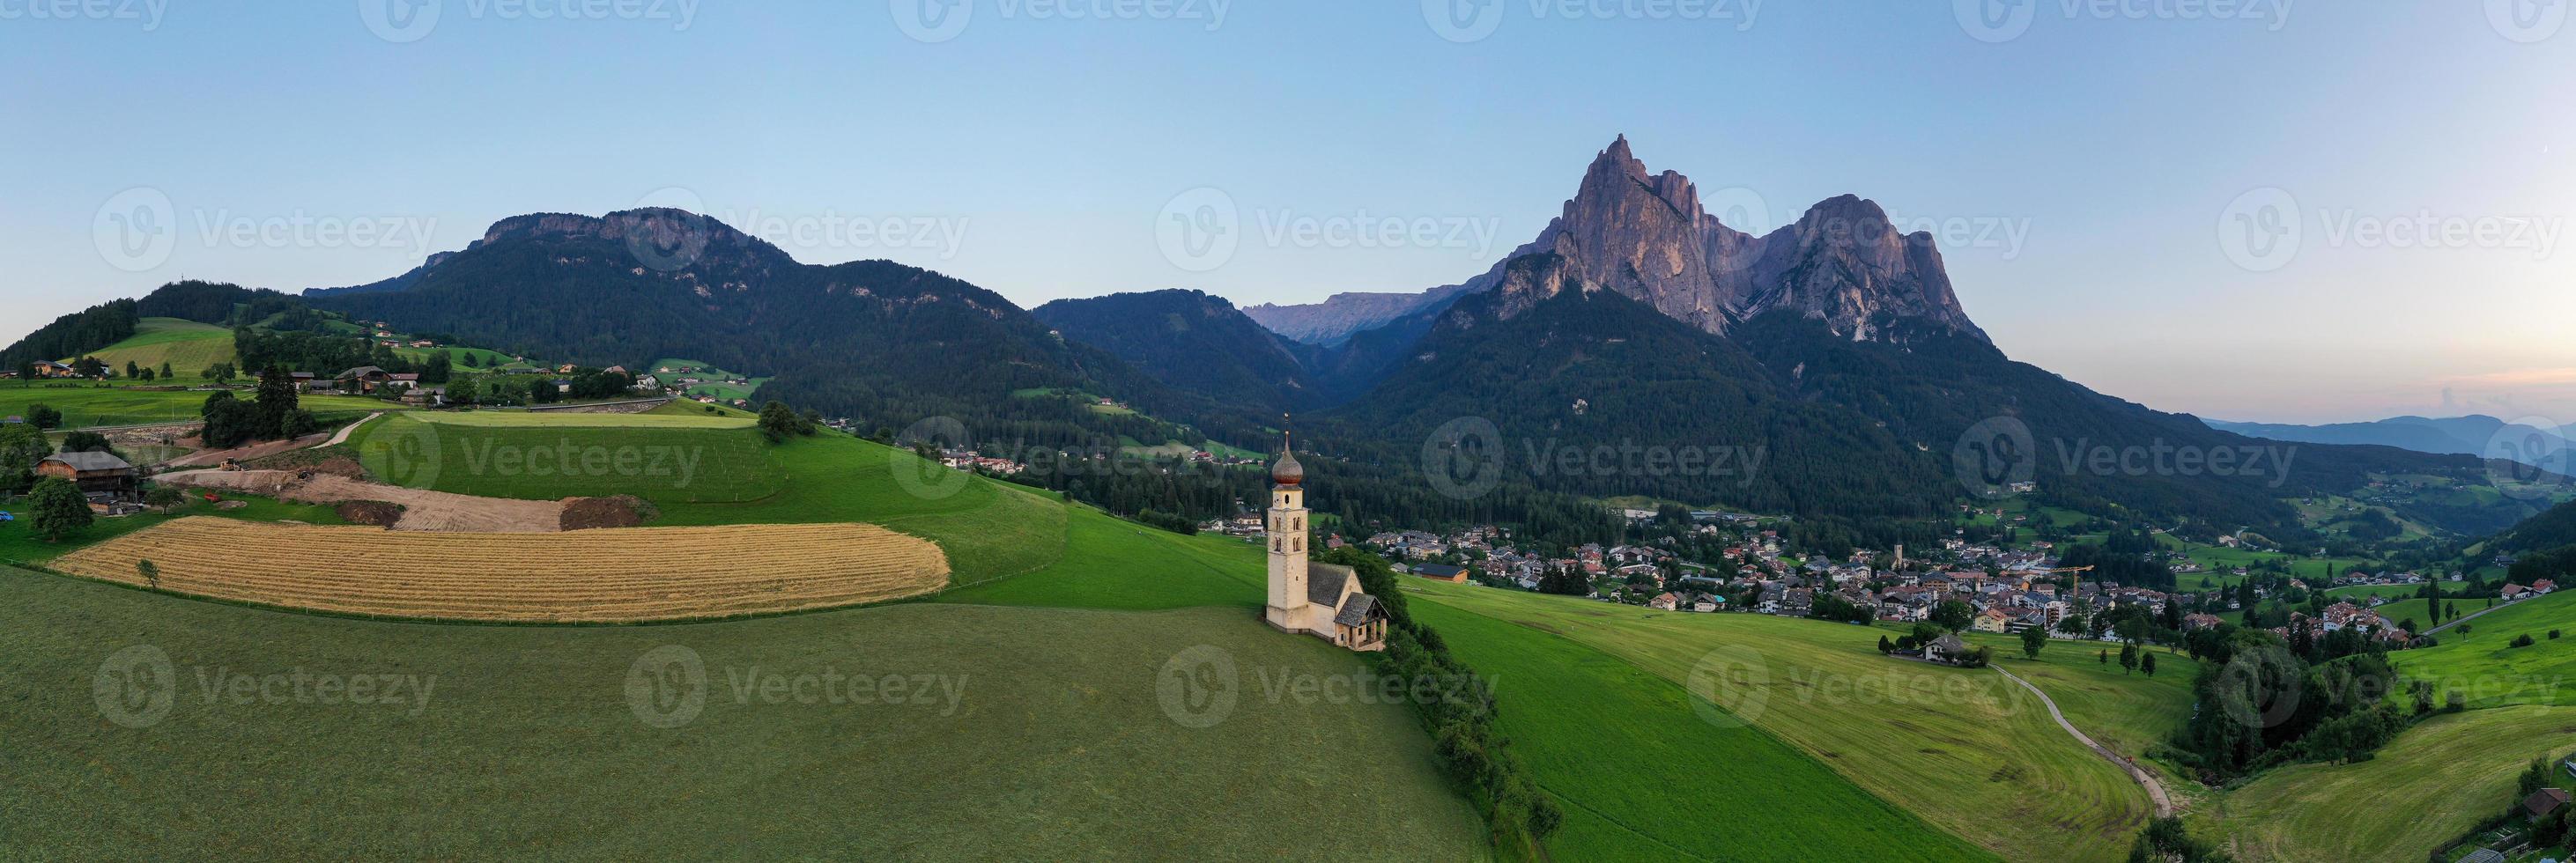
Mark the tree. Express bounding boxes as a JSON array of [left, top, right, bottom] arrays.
[[2099, 648, 2110, 665], [1878, 634, 1896, 654], [446, 375, 479, 407], [2021, 624, 2048, 660], [2119, 642, 2140, 675], [26, 403, 62, 429], [253, 365, 299, 439], [2520, 757, 2550, 797], [1933, 600, 1974, 633], [144, 486, 183, 511], [125, 360, 140, 380], [159, 361, 173, 380], [420, 352, 453, 385], [2140, 653, 2157, 677], [758, 400, 801, 444], [27, 477, 93, 542], [527, 379, 560, 404], [136, 559, 159, 589], [0, 423, 48, 494]]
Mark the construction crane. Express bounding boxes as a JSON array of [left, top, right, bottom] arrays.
[[2040, 565, 2097, 604]]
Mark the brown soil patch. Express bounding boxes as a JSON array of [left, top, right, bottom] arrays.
[[336, 500, 405, 527], [560, 495, 653, 530], [160, 468, 564, 533], [54, 517, 951, 623]]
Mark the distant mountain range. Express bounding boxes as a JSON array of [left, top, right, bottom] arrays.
[[12, 136, 2557, 542], [2206, 416, 2572, 461]]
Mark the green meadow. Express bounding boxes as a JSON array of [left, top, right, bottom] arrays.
[[346, 412, 786, 506], [410, 410, 753, 429], [2195, 704, 2576, 861], [60, 317, 236, 373], [647, 358, 769, 401], [1405, 582, 2167, 862], [0, 569, 1487, 859], [0, 382, 400, 428], [2397, 591, 2576, 708], [0, 490, 345, 564]]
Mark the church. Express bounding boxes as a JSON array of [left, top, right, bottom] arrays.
[[1262, 439, 1388, 652]]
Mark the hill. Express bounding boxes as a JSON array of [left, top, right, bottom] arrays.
[[2192, 704, 2576, 860], [63, 317, 236, 374], [2210, 415, 2572, 461], [299, 210, 1240, 450], [1033, 289, 1335, 409]]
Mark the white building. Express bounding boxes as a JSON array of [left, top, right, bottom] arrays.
[[1262, 439, 1386, 652]]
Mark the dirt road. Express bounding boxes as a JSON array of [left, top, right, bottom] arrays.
[[159, 468, 565, 532], [1994, 665, 2174, 818]]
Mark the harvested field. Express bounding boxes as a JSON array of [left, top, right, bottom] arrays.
[[51, 517, 951, 622]]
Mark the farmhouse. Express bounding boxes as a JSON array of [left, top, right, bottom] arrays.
[[32, 360, 78, 379], [1412, 563, 1467, 584], [1262, 439, 1386, 653], [2526, 787, 2571, 820], [38, 451, 140, 511], [1923, 634, 1968, 664]]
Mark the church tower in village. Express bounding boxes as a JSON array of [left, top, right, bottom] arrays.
[[1261, 432, 1388, 652], [1263, 434, 1310, 631]]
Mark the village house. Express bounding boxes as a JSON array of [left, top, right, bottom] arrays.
[[1923, 633, 1969, 665], [1413, 564, 1468, 584], [38, 451, 141, 513]]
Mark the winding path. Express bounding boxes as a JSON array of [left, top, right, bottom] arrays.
[[1993, 665, 2174, 818]]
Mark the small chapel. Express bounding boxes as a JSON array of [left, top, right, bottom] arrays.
[[1262, 438, 1388, 652]]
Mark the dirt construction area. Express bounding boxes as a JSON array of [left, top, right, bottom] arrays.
[[159, 468, 567, 532], [53, 517, 952, 622]]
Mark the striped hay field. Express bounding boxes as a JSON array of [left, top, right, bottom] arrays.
[[52, 517, 948, 622]]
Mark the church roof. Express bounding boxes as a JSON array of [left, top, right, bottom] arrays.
[[1335, 593, 1382, 627], [1310, 563, 1355, 608]]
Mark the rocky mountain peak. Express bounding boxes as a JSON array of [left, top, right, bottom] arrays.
[[1480, 137, 1983, 343]]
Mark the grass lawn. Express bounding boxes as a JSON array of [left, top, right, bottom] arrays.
[[60, 317, 237, 374], [2193, 704, 2576, 861], [1407, 583, 2161, 862], [2397, 592, 2576, 707], [0, 382, 400, 428], [0, 569, 1488, 859]]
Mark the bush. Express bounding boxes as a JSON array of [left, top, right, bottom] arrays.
[[2512, 634, 2538, 648]]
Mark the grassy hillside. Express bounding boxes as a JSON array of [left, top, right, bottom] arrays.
[[1409, 582, 2164, 862], [349, 412, 786, 505], [0, 569, 1488, 859], [2399, 591, 2576, 707], [648, 358, 769, 401], [2194, 704, 2576, 861], [59, 317, 234, 373], [1414, 601, 1993, 861], [0, 382, 397, 428]]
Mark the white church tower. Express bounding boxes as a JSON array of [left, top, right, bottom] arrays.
[[1262, 434, 1310, 631]]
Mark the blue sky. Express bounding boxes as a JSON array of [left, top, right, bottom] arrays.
[[4, 1, 2570, 424]]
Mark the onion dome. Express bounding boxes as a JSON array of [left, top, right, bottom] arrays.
[[1271, 449, 1304, 487]]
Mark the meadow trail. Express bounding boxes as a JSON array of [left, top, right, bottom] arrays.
[[1994, 665, 2174, 819]]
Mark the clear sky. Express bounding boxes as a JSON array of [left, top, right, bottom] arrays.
[[4, 1, 2570, 424]]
